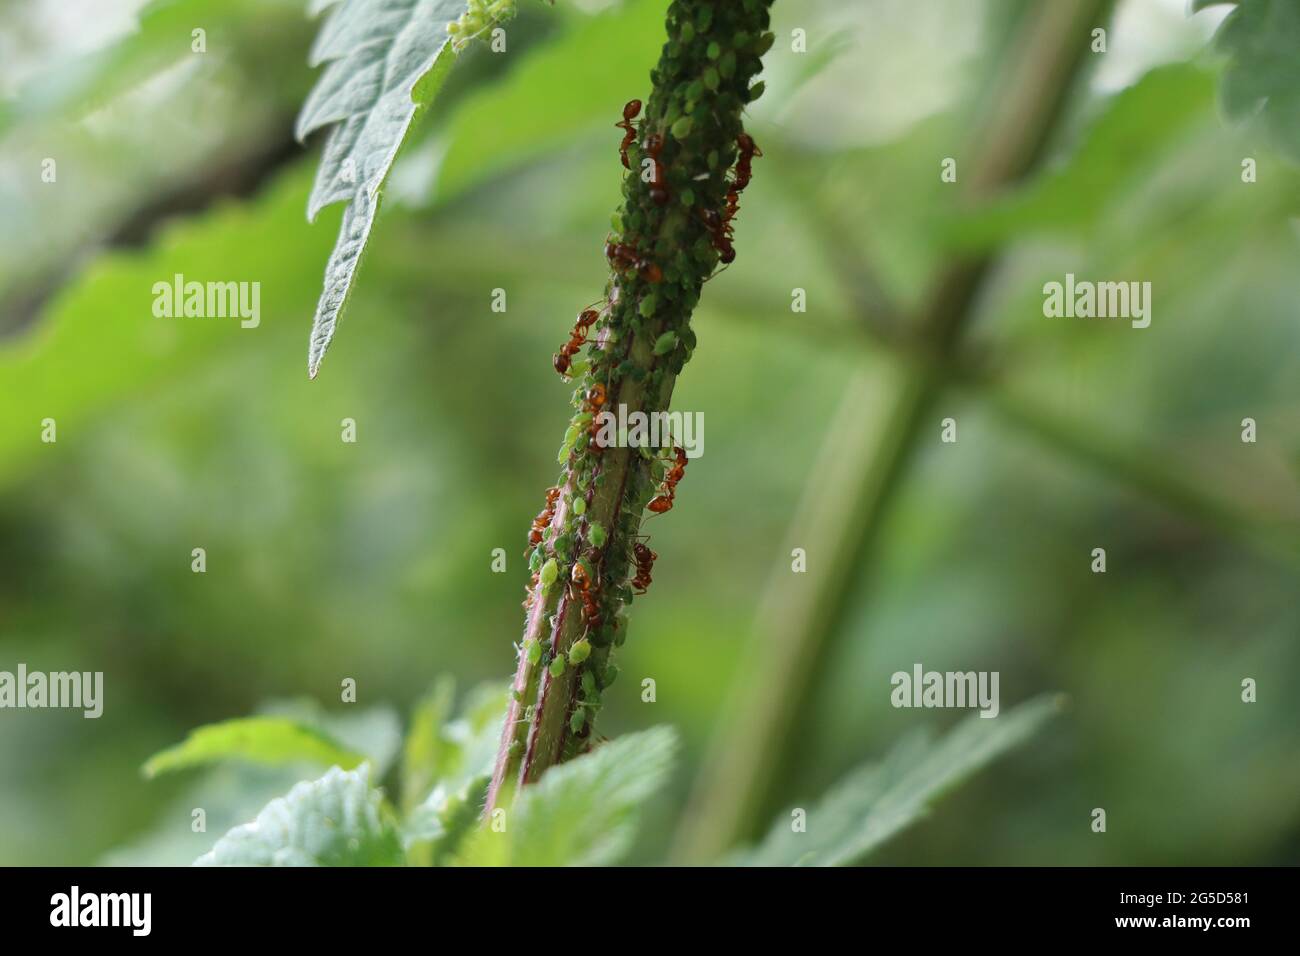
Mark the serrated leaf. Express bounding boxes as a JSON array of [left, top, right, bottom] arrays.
[[737, 695, 1064, 867], [298, 0, 469, 378], [195, 764, 404, 866], [1207, 0, 1300, 162], [143, 716, 365, 778], [454, 727, 678, 867]]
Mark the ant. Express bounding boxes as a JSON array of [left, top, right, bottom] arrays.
[[570, 560, 601, 630], [586, 382, 608, 449], [631, 538, 657, 594], [699, 208, 735, 264], [647, 445, 687, 513], [642, 132, 670, 206], [616, 99, 641, 169], [605, 238, 663, 284], [553, 307, 601, 378], [528, 485, 562, 551], [731, 132, 762, 196]]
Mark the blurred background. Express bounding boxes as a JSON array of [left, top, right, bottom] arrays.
[[1, 0, 1298, 866]]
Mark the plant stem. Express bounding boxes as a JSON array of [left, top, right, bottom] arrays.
[[485, 0, 776, 816], [672, 0, 1116, 861]]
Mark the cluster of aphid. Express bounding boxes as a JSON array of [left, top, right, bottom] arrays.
[[445, 0, 516, 52], [522, 89, 762, 749]]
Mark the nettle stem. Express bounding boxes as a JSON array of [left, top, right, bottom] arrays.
[[486, 0, 775, 813]]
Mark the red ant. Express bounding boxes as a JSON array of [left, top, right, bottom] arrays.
[[647, 445, 687, 513], [730, 132, 762, 196], [642, 132, 670, 206], [553, 307, 601, 377], [586, 382, 608, 449], [604, 238, 663, 284], [570, 560, 601, 630], [631, 539, 657, 594], [699, 208, 735, 264], [528, 486, 562, 550], [616, 99, 641, 170]]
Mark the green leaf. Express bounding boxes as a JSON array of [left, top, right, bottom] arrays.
[[454, 727, 677, 867], [737, 695, 1064, 867], [945, 65, 1217, 247], [1207, 0, 1300, 162], [402, 682, 508, 864], [195, 764, 404, 866], [143, 716, 365, 778], [400, 676, 456, 813], [431, 0, 664, 200], [297, 0, 470, 379]]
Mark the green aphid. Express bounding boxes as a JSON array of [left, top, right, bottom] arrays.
[[573, 496, 587, 517], [588, 522, 607, 548], [539, 558, 559, 589], [549, 656, 566, 678], [568, 638, 592, 665], [654, 331, 678, 355], [569, 708, 586, 734], [582, 671, 597, 695], [525, 639, 542, 665]]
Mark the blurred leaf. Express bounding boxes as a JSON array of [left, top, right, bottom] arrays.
[[1205, 0, 1300, 161], [401, 677, 456, 812], [195, 764, 403, 866], [403, 681, 507, 864], [738, 696, 1064, 867], [260, 701, 404, 775], [0, 164, 327, 487], [454, 727, 678, 867], [143, 716, 364, 778], [297, 0, 471, 378], [433, 0, 664, 200], [945, 64, 1217, 247], [0, 0, 299, 135]]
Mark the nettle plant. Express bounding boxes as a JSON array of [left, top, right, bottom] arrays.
[[138, 0, 1292, 866]]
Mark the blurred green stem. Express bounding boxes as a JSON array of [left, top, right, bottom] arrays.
[[672, 0, 1115, 862]]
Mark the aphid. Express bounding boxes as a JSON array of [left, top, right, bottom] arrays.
[[647, 445, 687, 514], [631, 540, 657, 594], [528, 486, 562, 550], [616, 99, 641, 169], [553, 307, 602, 378]]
